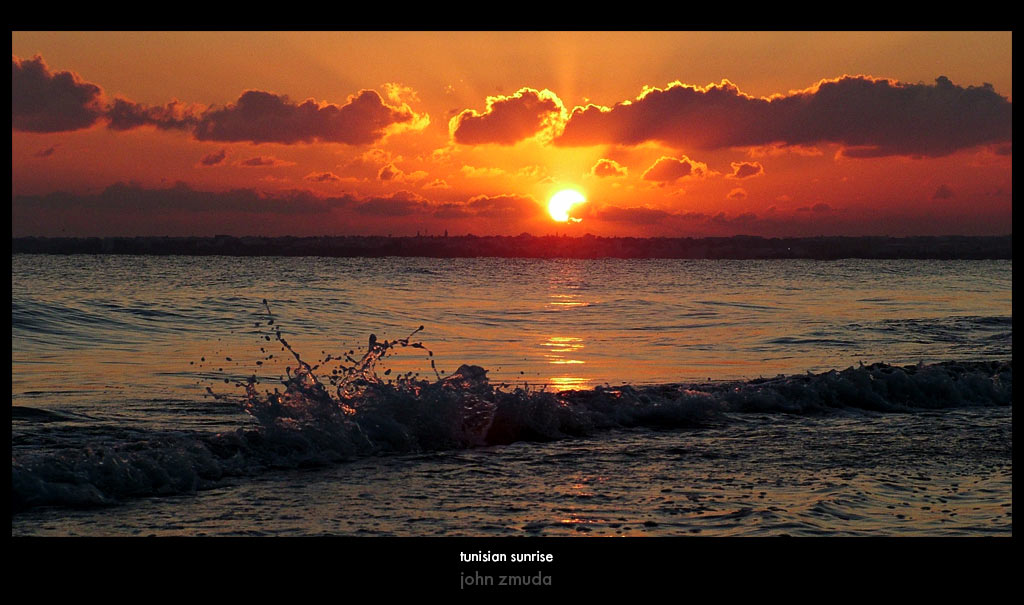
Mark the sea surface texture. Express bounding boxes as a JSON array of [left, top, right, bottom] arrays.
[[11, 255, 1012, 535]]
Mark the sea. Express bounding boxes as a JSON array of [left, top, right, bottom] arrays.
[[10, 255, 1012, 537]]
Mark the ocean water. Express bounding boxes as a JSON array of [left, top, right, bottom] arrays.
[[10, 255, 1012, 536]]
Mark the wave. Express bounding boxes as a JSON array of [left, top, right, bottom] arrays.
[[11, 302, 1012, 513], [11, 406, 87, 422]]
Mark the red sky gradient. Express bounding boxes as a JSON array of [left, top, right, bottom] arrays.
[[11, 31, 1012, 238]]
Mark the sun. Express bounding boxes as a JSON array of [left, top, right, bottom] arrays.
[[548, 189, 586, 223]]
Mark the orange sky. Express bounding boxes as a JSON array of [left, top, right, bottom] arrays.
[[11, 31, 1013, 237]]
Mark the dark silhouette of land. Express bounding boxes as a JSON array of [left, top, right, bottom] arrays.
[[11, 234, 1012, 259]]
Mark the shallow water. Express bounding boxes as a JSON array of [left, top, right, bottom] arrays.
[[10, 255, 1012, 535], [11, 408, 1011, 537]]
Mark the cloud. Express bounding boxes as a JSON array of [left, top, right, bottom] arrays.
[[727, 188, 748, 200], [450, 87, 565, 145], [12, 55, 105, 132], [432, 203, 472, 219], [34, 145, 58, 158], [591, 158, 628, 178], [466, 194, 542, 218], [728, 161, 763, 179], [932, 184, 954, 200], [336, 148, 394, 179], [14, 183, 532, 227], [592, 204, 851, 231], [193, 89, 417, 145], [12, 55, 424, 147], [305, 171, 342, 182], [380, 82, 431, 134], [516, 165, 544, 179], [238, 155, 295, 167], [13, 181, 355, 215], [353, 148, 392, 166], [432, 193, 542, 220], [710, 211, 759, 226], [378, 163, 402, 181], [588, 204, 778, 234], [556, 75, 1012, 158], [383, 82, 421, 106], [200, 149, 228, 166], [423, 179, 451, 190], [12, 55, 196, 133], [796, 202, 834, 213], [747, 144, 823, 157], [105, 98, 197, 131], [350, 191, 542, 220], [595, 205, 674, 225], [353, 191, 430, 216], [460, 165, 508, 179], [641, 155, 710, 183], [375, 162, 428, 183]]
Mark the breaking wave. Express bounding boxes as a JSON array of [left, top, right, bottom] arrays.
[[11, 302, 1012, 513]]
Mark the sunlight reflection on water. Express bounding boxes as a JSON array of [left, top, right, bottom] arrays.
[[12, 255, 1012, 407]]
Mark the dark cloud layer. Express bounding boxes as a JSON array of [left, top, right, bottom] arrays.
[[12, 55, 104, 132], [466, 194, 541, 218], [13, 55, 417, 146], [594, 204, 825, 232], [106, 98, 197, 132], [14, 183, 542, 227], [194, 89, 414, 145], [594, 205, 675, 224], [13, 182, 355, 215], [433, 194, 541, 220], [353, 191, 430, 216], [348, 191, 534, 219], [556, 75, 1012, 157], [450, 88, 562, 145], [594, 205, 766, 229]]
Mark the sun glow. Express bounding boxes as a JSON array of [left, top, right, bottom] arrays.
[[548, 189, 586, 222]]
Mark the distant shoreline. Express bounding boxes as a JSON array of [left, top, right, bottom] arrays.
[[11, 234, 1012, 260]]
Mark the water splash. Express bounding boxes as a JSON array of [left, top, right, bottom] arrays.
[[218, 300, 442, 424], [196, 300, 513, 453]]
